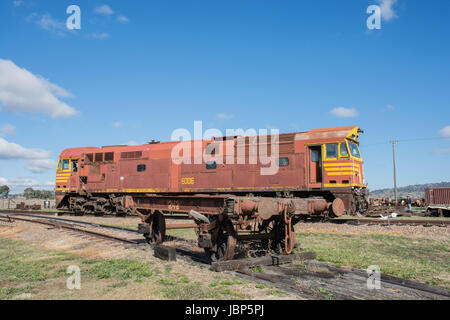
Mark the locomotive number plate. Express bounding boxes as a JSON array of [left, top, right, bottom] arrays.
[[168, 200, 180, 211], [181, 177, 195, 185]]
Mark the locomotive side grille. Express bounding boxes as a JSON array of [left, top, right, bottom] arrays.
[[85, 153, 94, 163], [104, 152, 114, 161], [121, 151, 143, 159], [234, 135, 295, 156], [95, 153, 103, 162]]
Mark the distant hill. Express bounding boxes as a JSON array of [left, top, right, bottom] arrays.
[[370, 182, 450, 199]]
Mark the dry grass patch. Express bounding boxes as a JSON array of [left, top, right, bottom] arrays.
[[296, 232, 450, 289]]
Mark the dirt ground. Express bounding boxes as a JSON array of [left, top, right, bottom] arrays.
[[295, 221, 450, 240], [0, 219, 297, 300], [1, 215, 449, 300]]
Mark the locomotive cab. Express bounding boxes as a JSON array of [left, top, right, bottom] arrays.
[[320, 129, 364, 188], [56, 158, 79, 191]]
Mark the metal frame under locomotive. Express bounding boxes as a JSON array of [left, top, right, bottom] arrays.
[[55, 126, 368, 261]]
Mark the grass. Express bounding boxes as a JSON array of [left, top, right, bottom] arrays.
[[251, 266, 266, 273], [296, 232, 450, 288], [0, 237, 251, 300], [166, 228, 197, 241]]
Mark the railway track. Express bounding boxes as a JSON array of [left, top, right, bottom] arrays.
[[331, 218, 450, 227], [1, 209, 449, 227], [0, 212, 448, 300], [0, 212, 140, 244]]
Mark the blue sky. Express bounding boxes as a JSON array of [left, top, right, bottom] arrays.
[[0, 0, 449, 193]]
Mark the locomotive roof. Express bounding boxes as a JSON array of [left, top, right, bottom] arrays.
[[58, 126, 360, 158], [295, 126, 360, 141]]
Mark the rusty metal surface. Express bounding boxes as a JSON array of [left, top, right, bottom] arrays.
[[55, 126, 365, 205], [425, 188, 450, 205]]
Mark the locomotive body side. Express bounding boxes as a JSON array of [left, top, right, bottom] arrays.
[[55, 126, 367, 215]]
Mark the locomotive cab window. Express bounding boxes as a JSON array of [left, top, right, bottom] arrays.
[[340, 143, 349, 157], [348, 141, 361, 158], [57, 160, 62, 170], [62, 160, 70, 171], [206, 161, 217, 170], [137, 164, 146, 172], [71, 160, 78, 172], [325, 144, 338, 158], [311, 150, 320, 162], [277, 157, 289, 167]]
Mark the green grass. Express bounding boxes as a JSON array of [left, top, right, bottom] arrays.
[[251, 266, 266, 273], [166, 228, 197, 241], [0, 237, 251, 300], [296, 232, 450, 288], [84, 259, 157, 280]]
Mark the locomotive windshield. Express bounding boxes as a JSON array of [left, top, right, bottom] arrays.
[[348, 141, 360, 158]]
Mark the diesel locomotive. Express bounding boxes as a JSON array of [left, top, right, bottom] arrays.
[[55, 126, 368, 261]]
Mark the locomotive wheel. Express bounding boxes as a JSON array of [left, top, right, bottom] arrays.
[[205, 221, 237, 262], [261, 218, 295, 255], [205, 233, 237, 262], [81, 205, 94, 215], [145, 211, 166, 244], [102, 205, 115, 216]]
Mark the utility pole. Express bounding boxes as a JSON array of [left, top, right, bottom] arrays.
[[390, 140, 398, 207]]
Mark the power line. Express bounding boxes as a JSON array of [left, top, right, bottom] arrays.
[[362, 136, 448, 148]]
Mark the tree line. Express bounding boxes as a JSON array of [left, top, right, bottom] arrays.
[[0, 185, 55, 199]]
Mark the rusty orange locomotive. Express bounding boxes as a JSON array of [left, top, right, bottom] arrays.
[[55, 126, 368, 260]]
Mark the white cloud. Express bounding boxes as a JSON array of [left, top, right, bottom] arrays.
[[26, 13, 67, 35], [0, 137, 55, 173], [0, 137, 50, 160], [431, 149, 450, 155], [377, 0, 398, 21], [13, 0, 24, 7], [330, 107, 359, 118], [94, 5, 114, 16], [439, 125, 450, 138], [117, 15, 129, 24], [91, 32, 110, 40], [0, 59, 77, 118], [216, 113, 233, 120], [112, 121, 121, 128], [385, 104, 394, 111], [25, 159, 57, 173], [0, 124, 16, 137]]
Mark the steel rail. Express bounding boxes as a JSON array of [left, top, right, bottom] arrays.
[[331, 218, 449, 226], [0, 215, 138, 244]]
